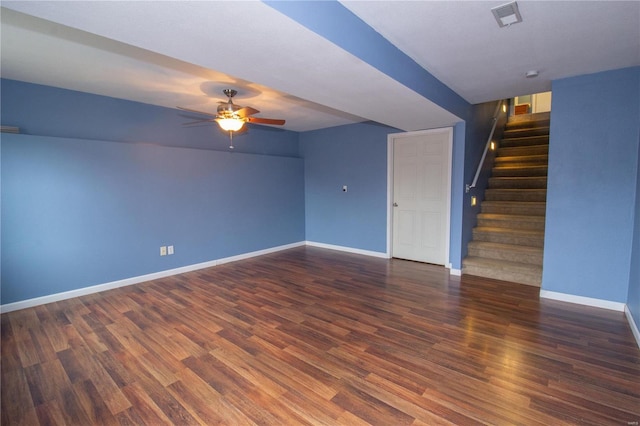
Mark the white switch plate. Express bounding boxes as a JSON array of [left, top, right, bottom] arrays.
[[160, 246, 167, 256], [168, 245, 174, 255]]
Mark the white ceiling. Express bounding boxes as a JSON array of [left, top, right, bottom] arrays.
[[1, 1, 639, 132]]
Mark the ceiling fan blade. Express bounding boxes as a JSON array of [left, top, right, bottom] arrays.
[[235, 106, 260, 118], [248, 117, 286, 126], [177, 106, 216, 117], [183, 119, 216, 126]]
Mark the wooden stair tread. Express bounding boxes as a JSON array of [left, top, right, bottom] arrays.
[[500, 135, 550, 145], [477, 213, 546, 222], [462, 256, 542, 286], [463, 255, 543, 270], [495, 154, 548, 163], [498, 145, 549, 156], [485, 188, 547, 193], [503, 126, 550, 136], [467, 241, 543, 254], [493, 164, 547, 170], [492, 165, 548, 177], [474, 226, 544, 236]]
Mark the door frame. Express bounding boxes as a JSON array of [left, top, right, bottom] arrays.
[[386, 127, 453, 266]]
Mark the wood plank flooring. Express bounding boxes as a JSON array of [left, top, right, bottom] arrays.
[[2, 246, 639, 425]]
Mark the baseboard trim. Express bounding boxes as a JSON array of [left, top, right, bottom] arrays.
[[625, 306, 640, 349], [0, 241, 305, 313], [449, 268, 462, 276], [216, 241, 305, 265], [539, 290, 626, 312], [305, 241, 390, 259]]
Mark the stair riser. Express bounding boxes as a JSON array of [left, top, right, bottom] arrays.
[[462, 264, 541, 286], [501, 136, 549, 147], [489, 177, 547, 189], [498, 145, 549, 157], [477, 218, 545, 231], [484, 190, 547, 202], [507, 112, 550, 127], [481, 203, 547, 216], [503, 127, 550, 138], [492, 166, 548, 177], [472, 230, 544, 247], [507, 118, 550, 126], [467, 246, 543, 265], [506, 119, 550, 129], [495, 156, 549, 167]]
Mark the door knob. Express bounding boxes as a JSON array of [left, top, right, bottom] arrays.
[[393, 202, 398, 207]]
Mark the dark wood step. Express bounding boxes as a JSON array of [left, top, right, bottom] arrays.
[[477, 212, 546, 231], [506, 112, 550, 127], [467, 241, 543, 265], [495, 154, 549, 166], [498, 144, 549, 157], [505, 120, 551, 130], [489, 176, 547, 189], [481, 201, 547, 216], [492, 165, 548, 177], [462, 256, 542, 286], [503, 126, 550, 138], [472, 226, 545, 247], [484, 188, 547, 202], [500, 135, 549, 148]]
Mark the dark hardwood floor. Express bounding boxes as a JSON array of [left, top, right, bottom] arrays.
[[2, 246, 639, 425]]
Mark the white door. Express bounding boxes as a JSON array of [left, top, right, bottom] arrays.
[[391, 128, 452, 265]]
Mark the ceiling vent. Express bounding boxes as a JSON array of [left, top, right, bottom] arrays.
[[492, 1, 523, 28]]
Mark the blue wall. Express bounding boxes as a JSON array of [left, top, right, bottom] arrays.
[[300, 122, 393, 253], [1, 80, 305, 305], [543, 67, 640, 303], [299, 117, 491, 269]]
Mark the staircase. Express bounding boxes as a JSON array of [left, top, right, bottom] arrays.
[[462, 112, 550, 286]]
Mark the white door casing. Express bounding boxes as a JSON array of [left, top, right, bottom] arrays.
[[387, 127, 452, 265]]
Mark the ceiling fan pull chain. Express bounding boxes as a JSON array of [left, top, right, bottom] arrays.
[[229, 130, 234, 149]]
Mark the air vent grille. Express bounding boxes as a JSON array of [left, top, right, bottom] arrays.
[[491, 1, 523, 27]]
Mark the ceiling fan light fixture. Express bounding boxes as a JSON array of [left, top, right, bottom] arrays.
[[217, 118, 245, 132]]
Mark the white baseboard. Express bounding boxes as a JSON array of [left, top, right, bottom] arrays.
[[449, 268, 462, 276], [0, 241, 305, 314], [625, 306, 640, 349], [539, 290, 626, 312], [305, 241, 390, 259], [216, 241, 305, 265]]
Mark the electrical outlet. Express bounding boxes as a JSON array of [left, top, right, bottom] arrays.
[[168, 245, 174, 255], [342, 185, 348, 192], [160, 246, 167, 256]]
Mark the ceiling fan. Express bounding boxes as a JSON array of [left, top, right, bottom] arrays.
[[178, 89, 285, 148]]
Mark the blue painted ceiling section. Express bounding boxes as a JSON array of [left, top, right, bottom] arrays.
[[264, 1, 470, 120]]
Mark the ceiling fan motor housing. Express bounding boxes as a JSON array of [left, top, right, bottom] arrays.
[[217, 102, 240, 117]]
